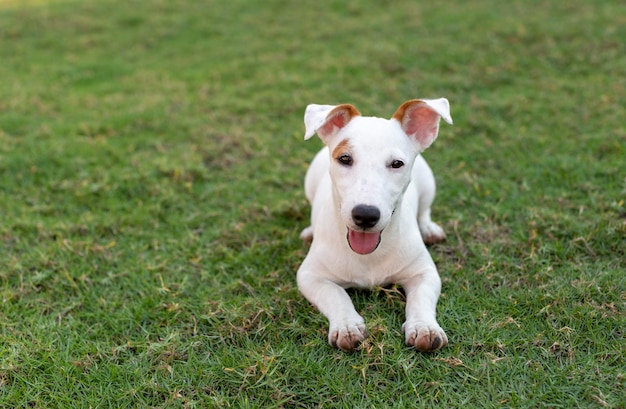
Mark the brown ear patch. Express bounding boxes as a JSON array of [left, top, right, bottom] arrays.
[[392, 99, 440, 149], [392, 99, 437, 135], [318, 104, 361, 137], [392, 99, 420, 123]]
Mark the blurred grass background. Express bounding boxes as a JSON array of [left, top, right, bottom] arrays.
[[0, 0, 624, 407]]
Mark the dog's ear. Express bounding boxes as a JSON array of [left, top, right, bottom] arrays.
[[304, 104, 360, 142], [392, 98, 453, 151]]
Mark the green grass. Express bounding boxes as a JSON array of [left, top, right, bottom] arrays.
[[0, 0, 624, 407]]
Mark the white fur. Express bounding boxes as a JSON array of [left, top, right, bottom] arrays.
[[297, 99, 452, 352]]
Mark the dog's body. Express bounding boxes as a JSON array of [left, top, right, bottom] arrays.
[[297, 99, 452, 352]]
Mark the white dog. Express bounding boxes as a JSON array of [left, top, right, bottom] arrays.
[[297, 99, 452, 352]]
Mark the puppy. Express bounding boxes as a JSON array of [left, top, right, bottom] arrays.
[[297, 99, 452, 352]]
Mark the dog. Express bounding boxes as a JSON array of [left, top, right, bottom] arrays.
[[297, 98, 452, 352]]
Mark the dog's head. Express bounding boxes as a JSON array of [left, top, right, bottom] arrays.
[[303, 99, 452, 255]]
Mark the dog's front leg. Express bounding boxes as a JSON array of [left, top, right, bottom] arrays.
[[401, 269, 448, 352], [297, 270, 367, 352]]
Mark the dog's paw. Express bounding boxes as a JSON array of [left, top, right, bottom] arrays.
[[328, 320, 367, 352], [403, 321, 448, 352], [419, 221, 446, 245], [300, 226, 313, 243]]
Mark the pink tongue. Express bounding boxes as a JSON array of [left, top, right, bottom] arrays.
[[348, 230, 381, 255]]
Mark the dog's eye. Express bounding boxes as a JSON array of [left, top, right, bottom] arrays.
[[337, 154, 353, 166], [390, 160, 404, 169]]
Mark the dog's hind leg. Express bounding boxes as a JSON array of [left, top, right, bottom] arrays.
[[299, 148, 331, 244], [299, 226, 313, 242], [413, 156, 446, 244]]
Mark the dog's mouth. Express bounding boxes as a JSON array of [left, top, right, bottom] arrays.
[[347, 229, 382, 255]]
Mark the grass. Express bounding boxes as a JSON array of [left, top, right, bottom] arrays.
[[0, 0, 624, 407]]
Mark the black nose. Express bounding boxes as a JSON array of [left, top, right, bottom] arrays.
[[351, 205, 380, 229]]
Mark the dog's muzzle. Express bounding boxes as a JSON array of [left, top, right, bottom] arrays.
[[348, 205, 382, 255]]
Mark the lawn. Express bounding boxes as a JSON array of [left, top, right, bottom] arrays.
[[0, 0, 624, 407]]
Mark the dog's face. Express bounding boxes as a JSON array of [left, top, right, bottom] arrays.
[[304, 99, 452, 255], [327, 117, 417, 254]]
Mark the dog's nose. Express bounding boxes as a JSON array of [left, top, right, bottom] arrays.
[[351, 205, 380, 229]]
